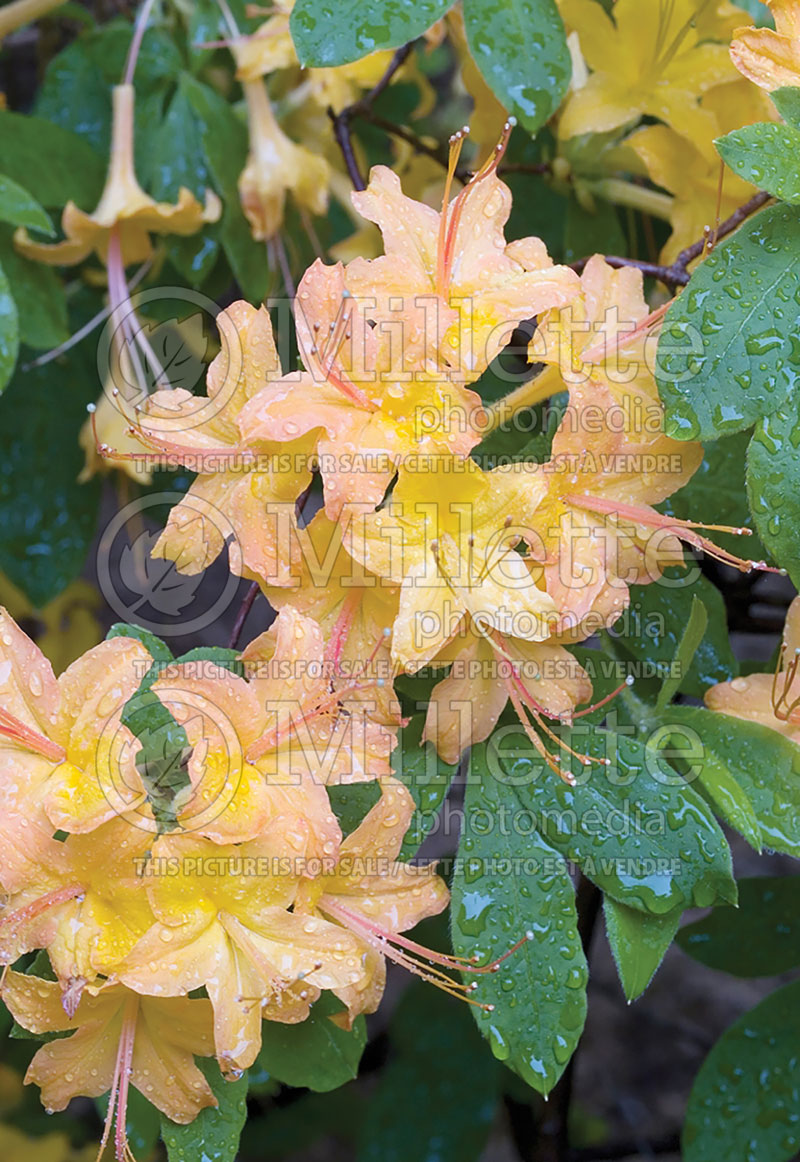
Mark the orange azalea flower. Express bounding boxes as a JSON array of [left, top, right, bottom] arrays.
[[345, 456, 558, 672], [731, 0, 800, 89], [121, 300, 313, 584], [705, 596, 800, 741], [344, 128, 580, 380], [15, 85, 220, 267], [117, 828, 364, 1072], [240, 605, 398, 782], [0, 609, 155, 849], [261, 509, 402, 727], [2, 972, 216, 1159], [0, 818, 154, 991], [237, 259, 487, 518], [295, 779, 450, 1023], [423, 623, 592, 766]]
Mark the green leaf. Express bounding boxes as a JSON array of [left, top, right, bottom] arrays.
[[289, 0, 454, 67], [661, 428, 767, 562], [0, 223, 68, 350], [451, 748, 588, 1094], [0, 110, 104, 209], [683, 979, 800, 1162], [357, 985, 499, 1162], [717, 122, 800, 202], [121, 683, 191, 832], [604, 897, 681, 1002], [678, 876, 800, 977], [656, 203, 800, 441], [161, 1058, 248, 1162], [256, 993, 366, 1092], [503, 726, 735, 914], [392, 714, 458, 859], [610, 570, 736, 701], [107, 623, 174, 664], [0, 354, 100, 605], [0, 174, 53, 234], [654, 595, 707, 712], [0, 261, 19, 394], [328, 782, 382, 838], [654, 704, 800, 856], [172, 646, 245, 677], [463, 0, 571, 133], [747, 395, 800, 584], [772, 86, 800, 128]]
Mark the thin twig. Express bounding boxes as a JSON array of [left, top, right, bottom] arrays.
[[571, 190, 772, 289], [228, 581, 260, 649]]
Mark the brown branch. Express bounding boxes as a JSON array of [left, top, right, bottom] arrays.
[[328, 42, 414, 191], [228, 580, 260, 650], [571, 189, 772, 290]]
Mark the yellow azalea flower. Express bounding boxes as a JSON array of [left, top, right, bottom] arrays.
[[557, 0, 746, 145], [423, 622, 592, 765], [0, 818, 154, 988], [260, 509, 402, 727], [234, 0, 395, 113], [236, 66, 330, 241], [14, 85, 220, 267], [515, 257, 706, 630], [0, 575, 101, 675], [125, 300, 314, 584], [731, 0, 800, 89], [0, 1124, 94, 1162], [0, 609, 155, 846], [345, 136, 580, 380], [2, 972, 217, 1146], [116, 827, 364, 1072], [345, 456, 559, 672], [625, 79, 775, 261], [240, 605, 398, 781], [705, 596, 800, 741], [295, 778, 449, 1024], [237, 259, 487, 518]]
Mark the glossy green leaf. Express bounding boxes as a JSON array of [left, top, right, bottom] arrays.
[[172, 646, 245, 677], [0, 174, 53, 234], [678, 876, 800, 977], [604, 897, 682, 1001], [502, 726, 735, 914], [772, 85, 800, 128], [661, 428, 767, 562], [747, 395, 800, 584], [161, 1058, 248, 1162], [451, 749, 588, 1094], [392, 714, 458, 858], [357, 985, 499, 1162], [683, 979, 800, 1162], [463, 0, 571, 133], [107, 623, 174, 664], [256, 993, 366, 1092], [609, 570, 737, 700], [0, 354, 100, 605], [717, 122, 800, 202], [0, 110, 104, 209], [0, 223, 68, 350], [657, 204, 800, 441], [290, 0, 454, 67], [0, 261, 19, 394], [655, 595, 707, 712], [654, 704, 800, 856]]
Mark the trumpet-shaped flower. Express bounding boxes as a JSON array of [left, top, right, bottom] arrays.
[[345, 457, 558, 672], [705, 596, 800, 741], [730, 0, 800, 89], [124, 300, 313, 584], [2, 971, 217, 1157], [344, 132, 580, 380], [238, 259, 487, 518], [14, 85, 220, 267], [295, 779, 449, 1022], [558, 0, 745, 145], [117, 828, 364, 1071]]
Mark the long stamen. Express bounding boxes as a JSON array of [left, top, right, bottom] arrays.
[[772, 644, 800, 721], [310, 293, 377, 411], [564, 493, 782, 574], [0, 884, 85, 953], [0, 707, 66, 762], [436, 126, 469, 297]]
